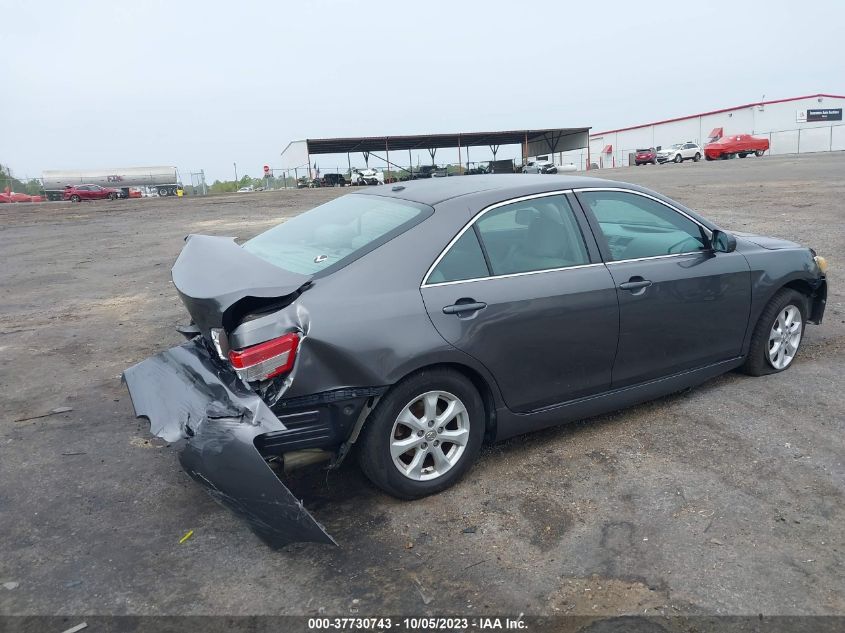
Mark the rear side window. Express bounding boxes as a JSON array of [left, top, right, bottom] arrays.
[[244, 194, 432, 275], [428, 230, 488, 284], [475, 195, 590, 275]]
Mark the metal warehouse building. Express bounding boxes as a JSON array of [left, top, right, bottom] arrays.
[[563, 93, 844, 169]]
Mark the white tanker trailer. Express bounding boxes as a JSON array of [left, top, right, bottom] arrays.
[[41, 166, 181, 201]]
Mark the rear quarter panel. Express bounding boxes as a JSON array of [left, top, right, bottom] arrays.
[[256, 193, 508, 407]]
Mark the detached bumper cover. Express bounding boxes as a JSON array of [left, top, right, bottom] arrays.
[[122, 338, 335, 548]]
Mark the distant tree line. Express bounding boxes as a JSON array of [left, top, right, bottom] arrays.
[[0, 163, 44, 195], [208, 173, 297, 193]]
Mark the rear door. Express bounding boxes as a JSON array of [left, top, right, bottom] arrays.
[[421, 192, 619, 413], [575, 188, 751, 388]]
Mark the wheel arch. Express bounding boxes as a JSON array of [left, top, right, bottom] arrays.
[[390, 361, 499, 443], [783, 277, 826, 323]]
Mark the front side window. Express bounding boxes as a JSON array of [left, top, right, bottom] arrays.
[[579, 191, 707, 261], [244, 194, 431, 275]]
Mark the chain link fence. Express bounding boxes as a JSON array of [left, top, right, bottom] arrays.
[[593, 123, 845, 169]]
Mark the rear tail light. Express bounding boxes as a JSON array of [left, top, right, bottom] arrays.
[[228, 333, 300, 382]]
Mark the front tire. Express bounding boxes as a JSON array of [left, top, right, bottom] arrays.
[[674, 154, 682, 163], [70, 194, 80, 202], [357, 368, 485, 499], [742, 289, 807, 376]]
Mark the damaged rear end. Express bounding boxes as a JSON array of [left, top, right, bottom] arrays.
[[123, 195, 432, 546], [123, 234, 335, 547]]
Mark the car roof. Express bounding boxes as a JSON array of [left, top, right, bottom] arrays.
[[350, 174, 635, 206]]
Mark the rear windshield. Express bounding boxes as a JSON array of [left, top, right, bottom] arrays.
[[243, 194, 432, 275]]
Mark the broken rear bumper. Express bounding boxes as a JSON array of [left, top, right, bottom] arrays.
[[122, 338, 336, 548]]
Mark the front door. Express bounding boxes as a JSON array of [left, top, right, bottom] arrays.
[[576, 189, 751, 388], [421, 193, 619, 413]]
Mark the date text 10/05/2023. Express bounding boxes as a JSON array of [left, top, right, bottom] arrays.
[[307, 616, 527, 630]]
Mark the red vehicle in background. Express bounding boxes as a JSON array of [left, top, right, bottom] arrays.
[[634, 148, 658, 165], [704, 134, 770, 160], [0, 192, 40, 203], [63, 183, 120, 202]]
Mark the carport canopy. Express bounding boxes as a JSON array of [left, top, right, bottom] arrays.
[[303, 127, 590, 156]]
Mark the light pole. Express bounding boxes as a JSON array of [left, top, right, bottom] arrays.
[[233, 162, 238, 190]]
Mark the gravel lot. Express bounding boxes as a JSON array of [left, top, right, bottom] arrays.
[[1, 153, 843, 619]]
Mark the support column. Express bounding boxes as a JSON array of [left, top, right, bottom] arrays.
[[457, 135, 462, 175]]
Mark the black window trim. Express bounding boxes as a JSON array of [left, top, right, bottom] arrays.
[[421, 189, 602, 288], [572, 187, 713, 265]]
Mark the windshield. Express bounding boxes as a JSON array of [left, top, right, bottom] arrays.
[[244, 194, 432, 275]]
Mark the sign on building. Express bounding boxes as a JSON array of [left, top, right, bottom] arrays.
[[797, 108, 843, 123]]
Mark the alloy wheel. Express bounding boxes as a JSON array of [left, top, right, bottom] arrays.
[[767, 305, 802, 370], [390, 390, 470, 481]]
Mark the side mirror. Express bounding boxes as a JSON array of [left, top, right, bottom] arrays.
[[711, 229, 737, 253]]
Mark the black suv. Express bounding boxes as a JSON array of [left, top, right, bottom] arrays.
[[321, 173, 347, 187]]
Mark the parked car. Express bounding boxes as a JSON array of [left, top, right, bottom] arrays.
[[0, 192, 35, 203], [704, 134, 770, 160], [634, 148, 658, 166], [63, 184, 120, 202], [322, 173, 347, 187], [350, 168, 384, 186], [128, 187, 143, 198], [656, 142, 702, 164], [123, 175, 828, 547], [237, 186, 254, 193], [522, 160, 554, 173], [409, 165, 438, 180]]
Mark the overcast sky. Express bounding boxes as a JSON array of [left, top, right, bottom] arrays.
[[2, 0, 843, 181]]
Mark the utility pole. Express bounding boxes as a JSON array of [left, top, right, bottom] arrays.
[[233, 162, 238, 190]]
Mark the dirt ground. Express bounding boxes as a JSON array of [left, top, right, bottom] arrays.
[[1, 153, 843, 619]]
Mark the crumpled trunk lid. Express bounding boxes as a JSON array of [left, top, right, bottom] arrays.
[[172, 234, 312, 336], [122, 338, 335, 547]]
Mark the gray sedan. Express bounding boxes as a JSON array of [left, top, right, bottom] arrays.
[[123, 175, 828, 547]]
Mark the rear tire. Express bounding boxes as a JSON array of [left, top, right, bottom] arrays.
[[742, 289, 807, 376], [755, 150, 765, 157], [739, 153, 748, 158], [357, 368, 485, 500]]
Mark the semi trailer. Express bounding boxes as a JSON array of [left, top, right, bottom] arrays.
[[42, 166, 181, 201]]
